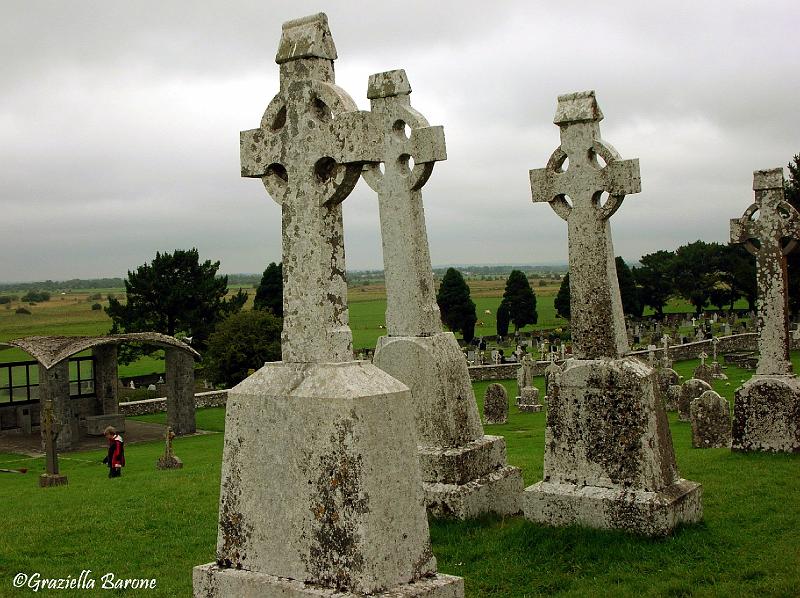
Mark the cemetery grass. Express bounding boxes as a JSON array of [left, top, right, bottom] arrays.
[[2, 364, 799, 597]]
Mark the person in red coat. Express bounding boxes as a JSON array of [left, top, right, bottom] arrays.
[[102, 426, 125, 478]]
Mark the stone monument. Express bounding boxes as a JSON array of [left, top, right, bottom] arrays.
[[483, 383, 508, 425], [690, 391, 731, 449], [156, 426, 183, 470], [39, 400, 68, 488], [523, 91, 702, 535], [364, 69, 522, 519], [678, 378, 713, 422], [194, 14, 463, 597], [730, 168, 800, 452], [693, 352, 714, 385]]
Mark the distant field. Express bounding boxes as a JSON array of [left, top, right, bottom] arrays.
[[0, 280, 751, 363]]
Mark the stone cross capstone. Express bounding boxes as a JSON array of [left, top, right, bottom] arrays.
[[530, 91, 641, 358], [730, 168, 800, 375], [240, 14, 381, 363], [362, 69, 446, 336]]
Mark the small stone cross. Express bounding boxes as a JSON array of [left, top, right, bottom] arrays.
[[164, 426, 176, 459], [730, 168, 800, 375], [711, 336, 720, 363], [699, 351, 708, 366], [240, 13, 382, 363], [362, 69, 446, 336], [530, 91, 641, 359]]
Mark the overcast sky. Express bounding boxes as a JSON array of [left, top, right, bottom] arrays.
[[1, 1, 797, 282]]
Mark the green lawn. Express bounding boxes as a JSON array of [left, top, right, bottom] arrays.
[[1, 365, 798, 597]]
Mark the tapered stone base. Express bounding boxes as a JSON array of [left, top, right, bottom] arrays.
[[524, 357, 703, 536], [39, 473, 68, 487], [374, 333, 523, 519], [523, 478, 702, 536], [732, 375, 800, 453], [193, 564, 464, 597], [198, 361, 455, 596]]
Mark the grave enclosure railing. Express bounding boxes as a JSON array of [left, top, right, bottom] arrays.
[[0, 356, 95, 406]]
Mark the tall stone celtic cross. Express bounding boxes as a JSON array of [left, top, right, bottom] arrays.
[[362, 70, 446, 336], [530, 91, 641, 359], [240, 13, 381, 363], [730, 168, 800, 375]]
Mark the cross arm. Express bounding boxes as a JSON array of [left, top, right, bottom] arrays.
[[410, 126, 446, 163], [240, 128, 284, 178], [530, 167, 571, 220], [329, 111, 383, 164], [604, 158, 641, 195]]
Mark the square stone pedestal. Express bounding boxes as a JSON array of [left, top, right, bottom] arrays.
[[195, 361, 462, 597], [523, 357, 703, 536], [193, 565, 464, 597], [732, 375, 800, 452]]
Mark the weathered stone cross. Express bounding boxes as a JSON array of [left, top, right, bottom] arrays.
[[362, 69, 446, 336], [530, 91, 641, 359], [730, 168, 800, 375], [240, 13, 381, 363]]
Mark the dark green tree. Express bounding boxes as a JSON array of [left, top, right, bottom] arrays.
[[633, 250, 674, 319], [717, 243, 756, 310], [496, 302, 510, 337], [203, 309, 282, 387], [786, 154, 800, 316], [254, 262, 283, 316], [615, 256, 643, 317], [671, 241, 722, 315], [554, 273, 571, 319], [436, 268, 477, 343], [106, 249, 247, 357], [500, 270, 538, 331]]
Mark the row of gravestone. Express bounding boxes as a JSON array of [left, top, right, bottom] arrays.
[[192, 13, 799, 598]]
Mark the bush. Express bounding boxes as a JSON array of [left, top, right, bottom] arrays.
[[21, 290, 50, 302], [87, 293, 102, 301], [203, 310, 282, 387], [0, 296, 14, 304], [91, 303, 102, 311], [15, 307, 31, 315]]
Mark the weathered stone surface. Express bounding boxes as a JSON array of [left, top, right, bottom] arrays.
[[200, 13, 461, 597], [678, 379, 712, 422], [38, 362, 75, 451], [693, 363, 714, 385], [523, 358, 702, 535], [483, 383, 508, 424], [157, 426, 183, 469], [655, 367, 679, 399], [665, 385, 682, 412], [729, 169, 800, 453], [93, 345, 119, 415], [193, 565, 464, 597], [525, 91, 700, 535], [374, 334, 522, 517], [165, 348, 196, 436], [517, 386, 543, 413], [543, 361, 562, 400], [365, 68, 519, 522], [39, 399, 68, 487], [209, 362, 436, 594], [730, 168, 800, 377], [732, 375, 800, 452], [690, 390, 731, 449], [517, 354, 535, 396]]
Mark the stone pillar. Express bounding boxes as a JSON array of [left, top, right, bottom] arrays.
[[38, 361, 75, 451], [93, 345, 119, 415], [365, 69, 522, 519], [194, 13, 462, 597], [165, 348, 196, 436], [524, 91, 702, 536], [730, 168, 800, 452]]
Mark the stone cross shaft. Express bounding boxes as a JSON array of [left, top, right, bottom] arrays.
[[240, 13, 381, 363], [530, 91, 641, 359], [730, 168, 800, 375], [363, 70, 446, 336], [41, 400, 60, 476]]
